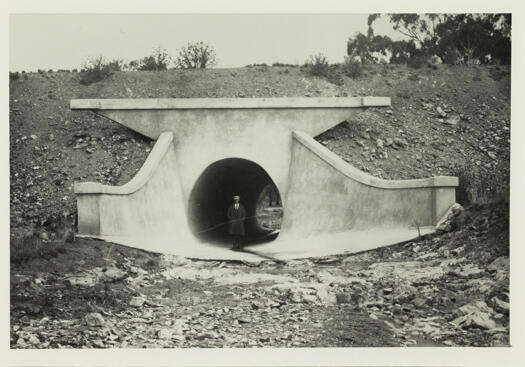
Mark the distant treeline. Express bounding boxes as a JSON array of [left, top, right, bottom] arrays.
[[347, 14, 511, 66], [10, 15, 511, 84]]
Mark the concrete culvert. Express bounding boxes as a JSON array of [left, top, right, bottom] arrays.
[[187, 158, 282, 245]]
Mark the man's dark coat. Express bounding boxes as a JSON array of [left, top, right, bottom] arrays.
[[227, 203, 246, 236]]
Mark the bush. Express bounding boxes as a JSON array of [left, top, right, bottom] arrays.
[[451, 163, 509, 205], [407, 55, 427, 69], [11, 233, 67, 264], [9, 72, 20, 81], [79, 56, 120, 85], [305, 53, 330, 77], [272, 62, 297, 67], [134, 46, 170, 71], [175, 41, 217, 69], [326, 65, 344, 86], [342, 56, 362, 78]]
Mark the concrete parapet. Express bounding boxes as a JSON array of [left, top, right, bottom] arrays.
[[70, 96, 391, 110]]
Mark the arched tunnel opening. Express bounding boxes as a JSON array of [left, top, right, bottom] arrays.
[[187, 158, 283, 246]]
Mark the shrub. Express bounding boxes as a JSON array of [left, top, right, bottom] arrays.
[[326, 65, 344, 86], [451, 163, 509, 205], [79, 55, 120, 85], [407, 55, 427, 69], [175, 41, 217, 69], [305, 53, 330, 77], [135, 46, 170, 71], [9, 72, 20, 81], [10, 233, 67, 264], [272, 62, 297, 67], [342, 56, 362, 78]]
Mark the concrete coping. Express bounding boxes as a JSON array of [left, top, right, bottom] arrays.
[[74, 131, 174, 195], [293, 130, 459, 189], [70, 97, 391, 110]]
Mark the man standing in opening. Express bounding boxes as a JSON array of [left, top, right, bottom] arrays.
[[227, 195, 246, 250]]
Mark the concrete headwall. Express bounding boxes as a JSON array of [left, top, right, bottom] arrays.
[[280, 131, 458, 240], [71, 97, 391, 208], [75, 132, 193, 250], [71, 97, 459, 256]]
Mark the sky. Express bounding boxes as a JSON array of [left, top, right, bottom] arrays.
[[9, 14, 406, 71]]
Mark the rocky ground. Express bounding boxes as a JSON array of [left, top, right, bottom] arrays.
[[11, 201, 509, 348]]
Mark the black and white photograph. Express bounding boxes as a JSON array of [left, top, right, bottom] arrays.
[[5, 3, 524, 366]]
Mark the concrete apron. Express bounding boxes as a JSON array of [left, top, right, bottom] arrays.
[[77, 226, 435, 263], [71, 97, 458, 261]]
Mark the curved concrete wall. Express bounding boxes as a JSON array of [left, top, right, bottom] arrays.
[[279, 131, 458, 240], [75, 132, 194, 252]]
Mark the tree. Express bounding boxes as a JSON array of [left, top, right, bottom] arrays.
[[347, 32, 419, 64], [175, 41, 217, 69], [368, 13, 511, 65]]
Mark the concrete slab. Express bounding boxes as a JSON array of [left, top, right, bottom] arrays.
[[78, 226, 434, 262]]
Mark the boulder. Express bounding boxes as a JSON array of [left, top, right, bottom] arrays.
[[393, 137, 409, 149], [452, 312, 497, 330], [458, 301, 493, 316], [488, 257, 509, 272], [129, 296, 145, 307], [99, 266, 128, 282], [412, 297, 427, 308], [316, 286, 337, 305], [436, 203, 464, 232], [157, 329, 173, 340], [85, 312, 105, 327], [491, 297, 509, 313], [436, 106, 447, 118], [444, 114, 460, 125]]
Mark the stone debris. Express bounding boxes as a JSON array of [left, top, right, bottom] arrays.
[[436, 106, 447, 118], [10, 202, 509, 348]]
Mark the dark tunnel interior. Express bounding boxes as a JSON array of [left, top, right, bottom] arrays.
[[187, 158, 282, 246]]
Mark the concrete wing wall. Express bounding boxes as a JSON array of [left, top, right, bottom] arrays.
[[74, 132, 193, 251], [280, 131, 458, 240]]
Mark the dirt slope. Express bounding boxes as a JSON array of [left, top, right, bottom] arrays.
[[9, 64, 510, 236]]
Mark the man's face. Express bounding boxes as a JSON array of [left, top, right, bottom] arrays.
[[234, 197, 240, 204]]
